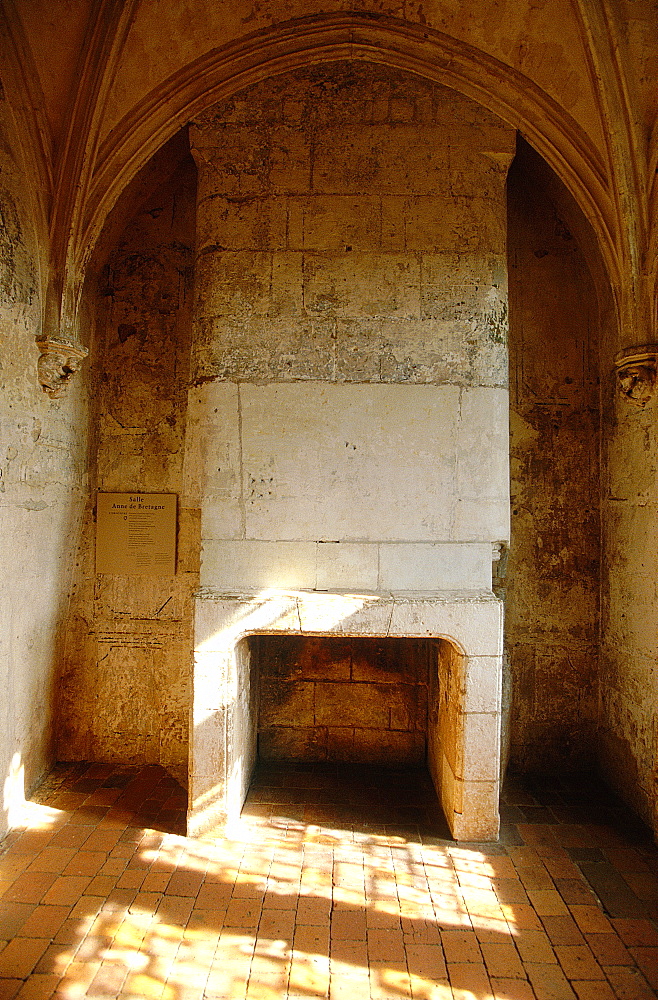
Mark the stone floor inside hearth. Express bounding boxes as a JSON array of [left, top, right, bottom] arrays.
[[1, 762, 657, 1000]]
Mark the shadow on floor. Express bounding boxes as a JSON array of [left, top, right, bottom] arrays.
[[0, 760, 656, 999]]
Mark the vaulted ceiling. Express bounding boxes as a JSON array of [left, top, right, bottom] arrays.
[[1, 0, 656, 346]]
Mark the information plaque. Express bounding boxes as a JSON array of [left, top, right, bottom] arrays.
[[96, 492, 177, 576]]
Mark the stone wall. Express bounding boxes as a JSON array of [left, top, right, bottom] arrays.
[[187, 63, 515, 594], [600, 301, 658, 828], [505, 141, 600, 773], [56, 142, 198, 770], [256, 636, 431, 764], [0, 91, 88, 837]]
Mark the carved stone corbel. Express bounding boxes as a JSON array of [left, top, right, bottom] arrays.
[[614, 345, 658, 407], [36, 336, 88, 398]]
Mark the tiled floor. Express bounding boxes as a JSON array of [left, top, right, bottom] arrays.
[[1, 761, 657, 1000]]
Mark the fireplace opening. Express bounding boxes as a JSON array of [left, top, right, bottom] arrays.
[[254, 635, 437, 765], [239, 634, 449, 831]]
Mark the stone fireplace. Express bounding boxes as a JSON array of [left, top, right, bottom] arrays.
[[183, 62, 514, 841], [191, 591, 503, 840]]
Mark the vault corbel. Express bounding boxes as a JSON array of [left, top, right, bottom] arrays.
[[614, 345, 658, 407], [35, 336, 88, 399]]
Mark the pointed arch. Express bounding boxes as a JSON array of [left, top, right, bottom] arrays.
[[0, 0, 54, 313], [80, 15, 620, 302]]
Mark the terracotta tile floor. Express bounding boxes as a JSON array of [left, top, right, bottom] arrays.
[[1, 761, 658, 1000]]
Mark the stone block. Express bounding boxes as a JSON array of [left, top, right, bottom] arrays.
[[350, 638, 428, 684], [439, 699, 465, 777], [462, 712, 501, 781], [351, 729, 426, 764], [606, 411, 657, 501], [463, 656, 502, 713], [234, 594, 305, 639], [427, 733, 442, 801], [440, 751, 460, 815], [450, 154, 513, 198], [93, 575, 184, 622], [193, 314, 335, 381], [314, 681, 390, 728], [312, 126, 451, 196], [192, 125, 272, 195], [316, 542, 379, 591], [268, 128, 312, 193], [389, 97, 415, 122], [419, 251, 504, 318], [196, 194, 287, 252], [380, 196, 406, 250], [259, 678, 315, 727], [270, 252, 304, 316], [195, 250, 272, 319], [192, 650, 232, 712], [182, 381, 240, 508], [187, 770, 229, 838], [452, 499, 510, 544], [300, 637, 353, 680], [388, 684, 427, 730], [240, 383, 458, 542], [259, 725, 328, 761], [404, 196, 504, 252], [451, 780, 500, 842], [457, 387, 509, 500], [189, 710, 227, 780], [177, 507, 201, 574], [388, 597, 503, 656], [290, 195, 382, 252], [194, 595, 291, 649], [201, 502, 243, 541], [335, 315, 475, 384], [258, 635, 353, 681], [446, 121, 516, 154], [468, 340, 509, 389], [303, 252, 421, 319], [200, 539, 317, 591], [159, 714, 189, 765], [378, 542, 492, 591], [325, 727, 356, 761], [94, 643, 159, 740], [159, 638, 191, 704], [297, 593, 392, 635]]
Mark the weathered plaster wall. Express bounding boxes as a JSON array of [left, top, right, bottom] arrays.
[[56, 143, 198, 769], [187, 63, 515, 593], [599, 303, 658, 830], [256, 636, 430, 763], [0, 89, 88, 837], [506, 140, 600, 773]]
